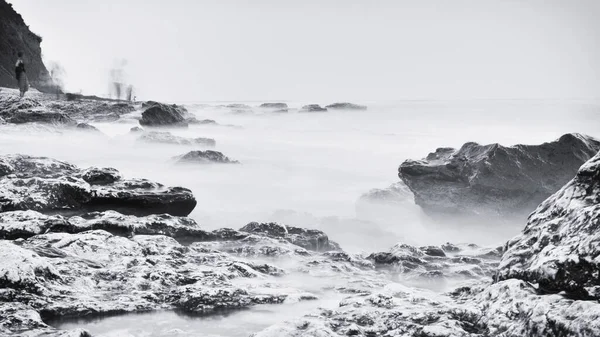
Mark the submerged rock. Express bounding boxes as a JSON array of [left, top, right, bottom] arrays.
[[260, 103, 288, 109], [399, 133, 600, 219], [496, 151, 600, 297], [175, 150, 239, 164], [138, 131, 216, 147], [299, 104, 327, 112], [325, 102, 367, 110], [139, 101, 188, 127], [0, 155, 197, 216], [75, 123, 102, 133], [130, 126, 144, 133]]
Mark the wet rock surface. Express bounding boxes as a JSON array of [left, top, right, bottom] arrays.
[[139, 101, 188, 127], [399, 133, 600, 219], [496, 151, 600, 297], [175, 150, 239, 164], [0, 154, 197, 217]]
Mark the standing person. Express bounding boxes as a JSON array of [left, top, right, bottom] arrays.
[[15, 52, 29, 98]]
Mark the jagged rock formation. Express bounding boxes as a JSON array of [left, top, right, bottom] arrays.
[[299, 104, 327, 112], [175, 150, 239, 164], [399, 133, 600, 219], [325, 102, 367, 110], [138, 131, 215, 147], [496, 151, 600, 297], [0, 154, 196, 216], [139, 101, 188, 127], [0, 0, 54, 92]]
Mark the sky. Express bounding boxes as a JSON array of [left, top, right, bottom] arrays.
[[9, 0, 600, 102]]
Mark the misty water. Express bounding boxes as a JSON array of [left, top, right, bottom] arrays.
[[2, 99, 599, 336]]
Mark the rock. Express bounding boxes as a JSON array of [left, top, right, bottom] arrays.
[[139, 101, 188, 127], [399, 133, 600, 219], [0, 155, 197, 217], [299, 104, 327, 112], [130, 126, 144, 133], [496, 151, 600, 297], [138, 131, 216, 147], [239, 222, 340, 252], [355, 181, 415, 221], [175, 150, 239, 164], [0, 227, 321, 335], [0, 0, 56, 92], [259, 103, 288, 109], [7, 111, 77, 125], [75, 123, 101, 133], [325, 102, 367, 110]]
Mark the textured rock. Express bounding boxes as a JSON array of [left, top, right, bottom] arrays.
[[138, 131, 216, 147], [139, 101, 188, 127], [496, 151, 600, 297], [325, 102, 367, 110], [0, 155, 197, 216], [399, 133, 600, 219], [175, 150, 239, 164], [299, 104, 327, 112], [240, 222, 340, 252]]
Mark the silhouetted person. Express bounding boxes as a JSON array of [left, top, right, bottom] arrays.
[[15, 52, 29, 98]]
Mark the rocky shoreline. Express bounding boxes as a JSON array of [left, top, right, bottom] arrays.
[[0, 88, 599, 336]]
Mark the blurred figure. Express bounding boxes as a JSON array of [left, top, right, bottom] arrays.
[[15, 52, 29, 98]]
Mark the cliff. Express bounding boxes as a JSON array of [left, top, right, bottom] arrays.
[[0, 0, 54, 92]]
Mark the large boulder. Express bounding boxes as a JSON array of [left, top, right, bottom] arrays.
[[0, 155, 197, 216], [325, 102, 367, 110], [175, 150, 239, 164], [399, 133, 600, 219], [139, 101, 188, 127], [496, 151, 600, 297]]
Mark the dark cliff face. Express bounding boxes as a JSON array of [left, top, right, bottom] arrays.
[[0, 0, 53, 92]]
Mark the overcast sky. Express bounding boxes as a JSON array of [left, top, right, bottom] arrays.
[[9, 0, 600, 102]]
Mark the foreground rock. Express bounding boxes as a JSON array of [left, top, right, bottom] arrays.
[[0, 154, 196, 216], [299, 104, 327, 112], [496, 151, 600, 297], [139, 101, 188, 127], [240, 222, 340, 252], [325, 102, 367, 110], [138, 131, 216, 147], [175, 150, 239, 164], [399, 133, 600, 219]]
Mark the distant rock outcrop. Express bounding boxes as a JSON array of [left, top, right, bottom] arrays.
[[0, 0, 55, 92], [175, 150, 239, 164], [496, 151, 600, 298], [299, 104, 327, 112], [399, 133, 600, 219], [138, 131, 215, 147], [259, 103, 288, 112], [139, 101, 188, 127], [326, 102, 367, 110]]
